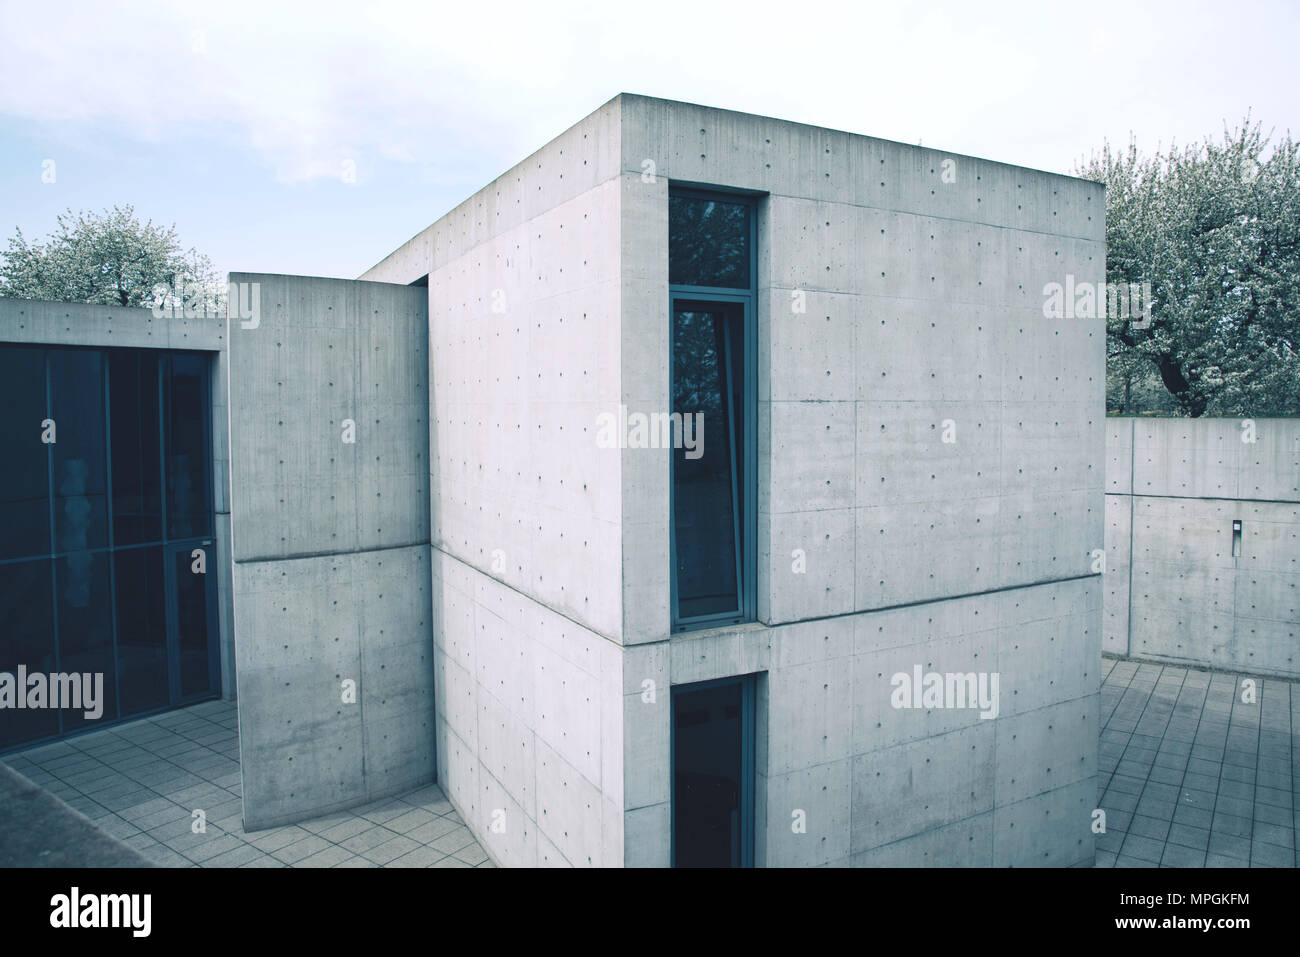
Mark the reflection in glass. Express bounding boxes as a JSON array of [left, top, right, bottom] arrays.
[[57, 550, 115, 732], [109, 351, 162, 546], [165, 354, 210, 540], [673, 303, 743, 619], [0, 344, 218, 748], [115, 546, 168, 717], [50, 350, 108, 553], [669, 195, 751, 288]]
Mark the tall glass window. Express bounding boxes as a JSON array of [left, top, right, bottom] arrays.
[[0, 344, 218, 750], [669, 188, 757, 630]]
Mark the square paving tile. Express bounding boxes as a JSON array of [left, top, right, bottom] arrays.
[[1098, 660, 1297, 871], [18, 660, 1289, 871], [361, 835, 421, 865]]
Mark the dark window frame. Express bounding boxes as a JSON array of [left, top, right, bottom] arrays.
[[668, 187, 758, 632]]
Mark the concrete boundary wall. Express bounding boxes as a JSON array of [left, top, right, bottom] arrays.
[[1104, 417, 1300, 677], [227, 274, 434, 829]]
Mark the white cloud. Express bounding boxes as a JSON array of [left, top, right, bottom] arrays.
[[0, 0, 1296, 183]]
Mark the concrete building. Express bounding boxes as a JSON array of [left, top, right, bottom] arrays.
[[0, 93, 1109, 866]]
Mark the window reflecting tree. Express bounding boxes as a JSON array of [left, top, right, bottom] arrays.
[[669, 196, 750, 288]]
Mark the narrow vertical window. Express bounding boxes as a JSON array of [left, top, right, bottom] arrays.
[[672, 675, 757, 867], [669, 189, 756, 630]]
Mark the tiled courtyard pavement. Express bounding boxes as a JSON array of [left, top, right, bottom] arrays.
[[1098, 657, 1298, 868], [7, 662, 1299, 868], [4, 699, 492, 868]]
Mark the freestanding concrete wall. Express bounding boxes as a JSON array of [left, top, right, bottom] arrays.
[[227, 273, 434, 829], [1104, 417, 1300, 677]]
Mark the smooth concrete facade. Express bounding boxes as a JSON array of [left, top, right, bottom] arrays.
[[226, 274, 435, 829], [364, 94, 1107, 866], [365, 100, 627, 865], [619, 96, 1104, 867], [1104, 417, 1300, 678], [0, 297, 237, 704]]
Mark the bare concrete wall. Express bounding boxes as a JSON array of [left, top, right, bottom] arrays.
[[617, 94, 1106, 867], [227, 274, 433, 829], [622, 578, 1100, 866], [1104, 417, 1300, 677], [431, 550, 623, 865], [362, 100, 627, 864]]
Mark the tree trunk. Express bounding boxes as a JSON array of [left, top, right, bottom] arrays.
[[1156, 353, 1206, 416]]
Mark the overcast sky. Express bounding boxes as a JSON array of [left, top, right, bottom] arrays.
[[1, 0, 1297, 280]]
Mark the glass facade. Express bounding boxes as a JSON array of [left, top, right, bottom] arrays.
[[0, 344, 218, 750]]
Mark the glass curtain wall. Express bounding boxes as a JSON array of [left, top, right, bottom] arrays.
[[0, 344, 218, 750]]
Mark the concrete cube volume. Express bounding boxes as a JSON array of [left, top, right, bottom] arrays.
[[1, 93, 1113, 867], [356, 94, 1107, 866]]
